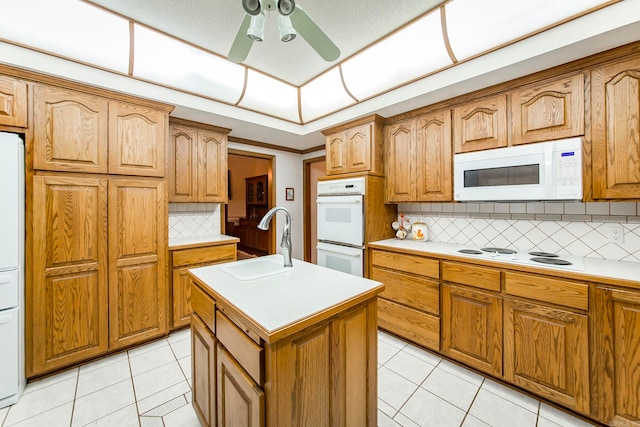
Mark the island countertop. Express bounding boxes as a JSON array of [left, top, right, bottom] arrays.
[[189, 254, 384, 342]]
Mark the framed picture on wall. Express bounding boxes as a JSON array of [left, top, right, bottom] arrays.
[[286, 187, 294, 201]]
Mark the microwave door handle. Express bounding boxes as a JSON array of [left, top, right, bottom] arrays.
[[317, 245, 362, 257]]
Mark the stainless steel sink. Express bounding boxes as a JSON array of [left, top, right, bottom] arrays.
[[220, 257, 294, 281]]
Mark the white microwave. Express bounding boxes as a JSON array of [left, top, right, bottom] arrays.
[[454, 138, 582, 201]]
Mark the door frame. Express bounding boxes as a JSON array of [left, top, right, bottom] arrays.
[[303, 156, 325, 262]]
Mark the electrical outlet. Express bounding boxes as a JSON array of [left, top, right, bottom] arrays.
[[606, 224, 624, 243]]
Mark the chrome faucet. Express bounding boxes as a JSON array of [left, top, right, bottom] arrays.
[[257, 206, 293, 268]]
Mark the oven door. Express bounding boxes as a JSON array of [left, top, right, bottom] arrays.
[[316, 195, 364, 247], [317, 242, 363, 277]]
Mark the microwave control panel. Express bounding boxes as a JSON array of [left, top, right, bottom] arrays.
[[554, 141, 582, 199]]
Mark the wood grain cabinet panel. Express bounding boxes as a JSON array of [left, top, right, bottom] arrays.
[[197, 130, 227, 201], [326, 131, 347, 175], [29, 174, 109, 376], [323, 115, 383, 176], [33, 84, 109, 173], [108, 177, 167, 349], [168, 125, 197, 200], [503, 299, 589, 413], [453, 95, 508, 153], [385, 119, 415, 202], [0, 75, 27, 127], [192, 314, 217, 427], [592, 57, 640, 199], [511, 74, 584, 145], [346, 123, 373, 173], [442, 284, 503, 376], [108, 101, 166, 177], [593, 287, 640, 425]]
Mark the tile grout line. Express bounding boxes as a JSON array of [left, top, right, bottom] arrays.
[[127, 349, 143, 427], [459, 377, 485, 427]]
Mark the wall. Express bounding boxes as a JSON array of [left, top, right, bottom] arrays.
[[309, 160, 326, 264], [397, 201, 640, 262]]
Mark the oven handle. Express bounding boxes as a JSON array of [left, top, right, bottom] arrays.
[[0, 314, 12, 325], [317, 245, 362, 257], [316, 197, 362, 204]]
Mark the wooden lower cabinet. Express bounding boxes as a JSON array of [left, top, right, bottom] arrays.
[[192, 314, 218, 427], [441, 284, 503, 377], [171, 243, 237, 330], [503, 299, 589, 413]]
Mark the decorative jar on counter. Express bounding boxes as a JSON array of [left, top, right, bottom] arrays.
[[411, 221, 428, 241]]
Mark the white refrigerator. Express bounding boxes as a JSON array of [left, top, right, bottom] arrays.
[[0, 132, 25, 408]]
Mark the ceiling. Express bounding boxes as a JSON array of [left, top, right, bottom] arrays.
[[86, 0, 446, 86]]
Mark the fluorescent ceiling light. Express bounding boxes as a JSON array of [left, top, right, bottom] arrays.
[[341, 10, 451, 100], [239, 70, 299, 122], [134, 25, 245, 104], [300, 68, 355, 122], [445, 0, 610, 61], [0, 0, 129, 73]]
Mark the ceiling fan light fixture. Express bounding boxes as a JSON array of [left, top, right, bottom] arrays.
[[277, 0, 295, 16], [247, 13, 265, 41], [242, 0, 262, 15], [277, 15, 296, 42]]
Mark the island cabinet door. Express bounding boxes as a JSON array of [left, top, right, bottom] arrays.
[[441, 284, 503, 377], [108, 177, 167, 349], [503, 299, 590, 414], [192, 314, 217, 427], [217, 344, 265, 427]]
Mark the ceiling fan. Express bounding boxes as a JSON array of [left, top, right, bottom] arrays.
[[228, 0, 340, 63]]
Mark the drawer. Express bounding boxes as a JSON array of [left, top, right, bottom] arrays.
[[442, 261, 501, 292], [371, 250, 439, 279], [371, 266, 439, 315], [378, 298, 440, 352], [172, 244, 236, 268], [216, 311, 264, 386], [191, 281, 215, 330], [504, 272, 588, 310]]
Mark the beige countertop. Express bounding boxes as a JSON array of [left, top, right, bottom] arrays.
[[169, 234, 239, 250], [189, 255, 383, 341], [369, 239, 640, 289]]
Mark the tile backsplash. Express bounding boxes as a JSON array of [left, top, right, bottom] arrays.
[[168, 203, 221, 239], [397, 201, 640, 263]]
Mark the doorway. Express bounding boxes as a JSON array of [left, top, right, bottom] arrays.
[[303, 156, 326, 263], [226, 150, 275, 258]]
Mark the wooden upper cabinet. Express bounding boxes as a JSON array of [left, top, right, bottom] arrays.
[[108, 101, 166, 177], [453, 94, 508, 153], [108, 177, 167, 349], [0, 75, 27, 128], [30, 174, 109, 376], [33, 84, 109, 173], [511, 74, 584, 145], [592, 57, 640, 199], [323, 115, 383, 176], [415, 110, 452, 201], [385, 119, 415, 202], [169, 121, 229, 203]]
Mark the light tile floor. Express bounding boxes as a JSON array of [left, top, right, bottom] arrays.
[[0, 329, 597, 427]]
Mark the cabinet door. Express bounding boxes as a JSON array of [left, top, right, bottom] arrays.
[[385, 120, 415, 202], [594, 287, 640, 425], [198, 130, 227, 202], [415, 109, 452, 201], [30, 175, 108, 376], [592, 58, 640, 199], [442, 284, 502, 376], [108, 177, 167, 349], [33, 84, 109, 173], [504, 299, 589, 413], [511, 74, 584, 145], [108, 101, 166, 177], [326, 131, 347, 175], [0, 75, 27, 127], [345, 123, 371, 173], [192, 314, 217, 427], [169, 125, 197, 202], [172, 267, 193, 329], [217, 344, 265, 427], [453, 95, 507, 153]]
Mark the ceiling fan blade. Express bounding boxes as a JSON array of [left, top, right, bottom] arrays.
[[289, 5, 340, 61], [228, 14, 254, 63]]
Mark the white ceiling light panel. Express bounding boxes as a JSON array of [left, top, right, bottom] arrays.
[[239, 70, 299, 122], [300, 68, 356, 122], [133, 25, 245, 105], [0, 0, 130, 73], [341, 10, 451, 101], [445, 0, 610, 61]]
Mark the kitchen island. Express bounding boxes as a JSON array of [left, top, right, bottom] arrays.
[[188, 255, 384, 427]]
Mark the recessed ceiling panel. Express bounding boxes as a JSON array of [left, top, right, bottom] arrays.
[[239, 70, 299, 122], [300, 68, 355, 122]]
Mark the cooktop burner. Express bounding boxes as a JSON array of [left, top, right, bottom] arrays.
[[528, 251, 559, 257], [530, 257, 572, 266], [458, 249, 483, 255], [481, 247, 517, 254]]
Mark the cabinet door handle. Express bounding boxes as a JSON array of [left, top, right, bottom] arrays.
[[317, 245, 362, 257]]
